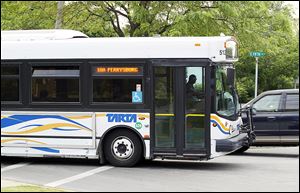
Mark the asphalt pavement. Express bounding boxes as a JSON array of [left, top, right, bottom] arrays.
[[1, 146, 299, 192]]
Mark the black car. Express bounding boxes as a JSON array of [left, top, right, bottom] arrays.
[[238, 89, 299, 152]]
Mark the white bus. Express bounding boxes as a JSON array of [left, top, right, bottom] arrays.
[[1, 30, 254, 167]]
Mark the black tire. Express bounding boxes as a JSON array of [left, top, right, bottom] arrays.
[[103, 130, 143, 167], [234, 145, 250, 154]]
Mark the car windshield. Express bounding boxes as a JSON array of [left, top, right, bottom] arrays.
[[215, 65, 240, 118]]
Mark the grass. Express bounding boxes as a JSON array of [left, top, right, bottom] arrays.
[[1, 185, 66, 192]]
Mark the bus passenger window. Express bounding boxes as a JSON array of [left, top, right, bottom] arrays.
[[1, 65, 20, 102], [93, 79, 142, 103], [92, 65, 143, 104], [31, 66, 80, 103]]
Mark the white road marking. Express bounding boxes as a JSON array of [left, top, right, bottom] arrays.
[[45, 166, 114, 187], [1, 162, 31, 173]]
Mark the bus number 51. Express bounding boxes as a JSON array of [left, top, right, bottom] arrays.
[[219, 50, 226, 55]]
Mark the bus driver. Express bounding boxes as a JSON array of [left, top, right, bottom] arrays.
[[186, 74, 202, 101]]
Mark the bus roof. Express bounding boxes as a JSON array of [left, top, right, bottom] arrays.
[[1, 30, 238, 63], [1, 29, 88, 41]]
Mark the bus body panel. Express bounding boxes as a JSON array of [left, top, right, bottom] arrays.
[[1, 112, 95, 149], [95, 112, 150, 139], [1, 111, 151, 159], [210, 114, 243, 158]]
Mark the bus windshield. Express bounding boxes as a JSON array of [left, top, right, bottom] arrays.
[[215, 65, 240, 118]]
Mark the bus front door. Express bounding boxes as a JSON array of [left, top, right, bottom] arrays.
[[152, 64, 209, 158]]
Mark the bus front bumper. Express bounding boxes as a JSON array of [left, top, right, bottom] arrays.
[[215, 133, 249, 152]]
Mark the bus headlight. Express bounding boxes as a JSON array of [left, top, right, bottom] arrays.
[[225, 39, 238, 60]]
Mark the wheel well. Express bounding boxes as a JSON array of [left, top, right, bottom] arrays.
[[99, 126, 146, 160]]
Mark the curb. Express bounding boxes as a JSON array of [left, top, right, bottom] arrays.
[[1, 179, 28, 188]]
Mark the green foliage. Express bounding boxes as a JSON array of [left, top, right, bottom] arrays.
[[1, 1, 58, 30], [1, 1, 298, 103]]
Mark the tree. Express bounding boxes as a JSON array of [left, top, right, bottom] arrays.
[[1, 1, 298, 103], [80, 1, 195, 37], [1, 1, 57, 30]]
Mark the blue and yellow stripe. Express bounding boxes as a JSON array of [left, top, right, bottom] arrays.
[[1, 115, 92, 135], [210, 115, 230, 135]]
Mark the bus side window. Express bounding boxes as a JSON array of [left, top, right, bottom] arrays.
[[92, 65, 143, 104], [31, 66, 80, 103], [1, 65, 20, 102], [93, 79, 142, 103]]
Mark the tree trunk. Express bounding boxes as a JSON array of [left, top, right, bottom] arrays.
[[55, 1, 65, 29]]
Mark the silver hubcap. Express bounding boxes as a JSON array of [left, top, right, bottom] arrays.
[[112, 137, 134, 159]]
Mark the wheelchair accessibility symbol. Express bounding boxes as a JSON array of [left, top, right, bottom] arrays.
[[132, 91, 143, 103]]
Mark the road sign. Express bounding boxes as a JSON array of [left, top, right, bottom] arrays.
[[250, 51, 265, 57], [250, 51, 265, 97]]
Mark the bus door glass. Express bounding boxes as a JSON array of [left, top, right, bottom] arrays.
[[185, 67, 205, 149], [153, 65, 206, 155], [154, 67, 175, 148]]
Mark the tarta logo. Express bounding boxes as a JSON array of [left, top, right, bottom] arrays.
[[107, 114, 137, 123]]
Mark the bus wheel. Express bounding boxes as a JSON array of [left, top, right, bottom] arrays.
[[103, 130, 142, 167]]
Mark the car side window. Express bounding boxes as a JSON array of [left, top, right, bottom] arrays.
[[253, 94, 281, 112], [285, 94, 299, 111]]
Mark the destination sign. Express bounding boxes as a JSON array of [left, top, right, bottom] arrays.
[[93, 66, 143, 76]]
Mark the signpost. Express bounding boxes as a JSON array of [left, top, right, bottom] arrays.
[[250, 51, 265, 97]]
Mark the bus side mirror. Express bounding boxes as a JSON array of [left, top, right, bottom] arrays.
[[227, 68, 235, 86], [246, 104, 256, 115]]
